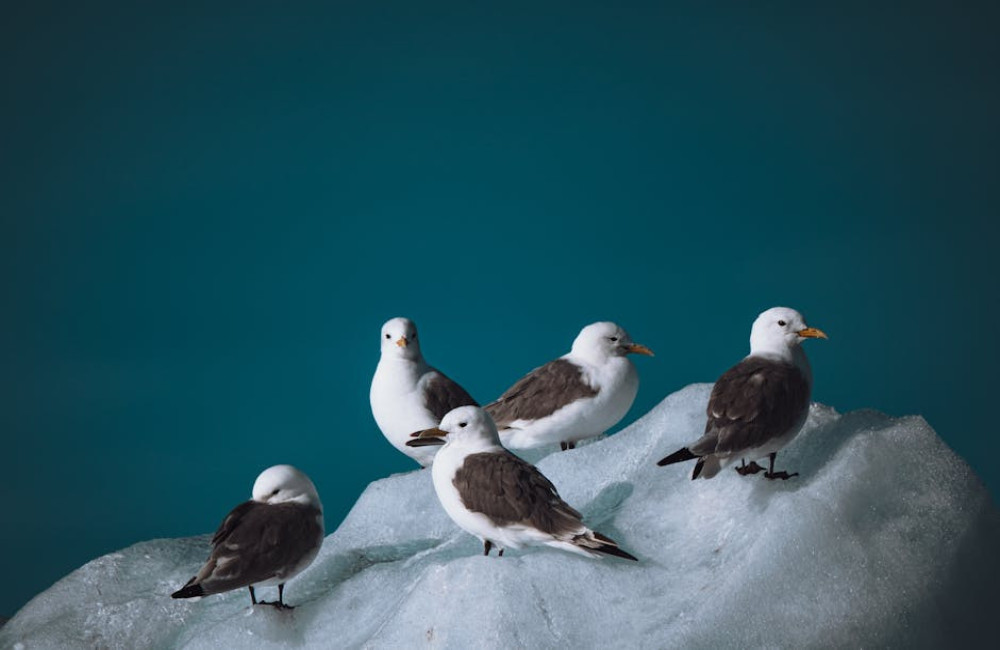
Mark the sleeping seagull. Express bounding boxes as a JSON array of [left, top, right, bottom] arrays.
[[171, 465, 324, 608], [657, 306, 827, 480], [371, 317, 479, 467], [485, 322, 653, 451], [407, 405, 638, 561]]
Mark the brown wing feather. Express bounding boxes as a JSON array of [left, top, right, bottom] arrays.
[[690, 357, 810, 456], [210, 500, 255, 545], [453, 452, 584, 537], [195, 501, 322, 594], [423, 371, 478, 422], [485, 358, 597, 428]]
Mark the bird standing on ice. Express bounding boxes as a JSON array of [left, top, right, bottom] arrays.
[[171, 464, 324, 608], [370, 317, 479, 467], [485, 322, 653, 451], [408, 405, 638, 561], [657, 307, 828, 480]]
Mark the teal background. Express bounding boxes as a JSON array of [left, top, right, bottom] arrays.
[[2, 0, 997, 617]]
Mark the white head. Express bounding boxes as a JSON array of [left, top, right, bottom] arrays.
[[406, 405, 501, 451], [569, 321, 654, 363], [748, 307, 828, 358], [251, 464, 322, 510], [379, 317, 423, 361]]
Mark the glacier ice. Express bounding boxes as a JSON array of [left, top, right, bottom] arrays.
[[2, 384, 998, 648]]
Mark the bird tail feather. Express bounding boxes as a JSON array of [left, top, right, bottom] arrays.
[[171, 579, 205, 599], [575, 531, 638, 561], [657, 447, 697, 467]]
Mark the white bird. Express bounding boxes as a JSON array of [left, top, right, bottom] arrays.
[[657, 306, 828, 480], [171, 465, 324, 608], [485, 322, 653, 451], [371, 317, 479, 467], [407, 405, 637, 560]]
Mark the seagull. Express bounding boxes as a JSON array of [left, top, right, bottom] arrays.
[[171, 465, 324, 608], [657, 306, 828, 480], [407, 405, 638, 561], [370, 317, 479, 467], [485, 322, 653, 451]]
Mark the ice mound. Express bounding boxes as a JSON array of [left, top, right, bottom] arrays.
[[3, 384, 998, 648]]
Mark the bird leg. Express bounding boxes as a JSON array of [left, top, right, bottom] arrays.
[[257, 584, 294, 609], [735, 459, 765, 476], [763, 452, 799, 480], [249, 585, 257, 605], [560, 441, 576, 451], [483, 541, 504, 557], [278, 584, 289, 609]]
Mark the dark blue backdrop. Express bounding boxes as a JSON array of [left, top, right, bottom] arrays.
[[2, 0, 997, 617]]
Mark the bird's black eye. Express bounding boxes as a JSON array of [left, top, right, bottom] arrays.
[[777, 320, 786, 327], [459, 422, 467, 428], [608, 336, 619, 342], [385, 333, 391, 339], [271, 488, 279, 495]]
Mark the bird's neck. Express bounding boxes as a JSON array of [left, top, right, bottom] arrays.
[[379, 354, 429, 376], [446, 436, 505, 456], [748, 345, 813, 384], [263, 494, 322, 509], [565, 349, 615, 368]]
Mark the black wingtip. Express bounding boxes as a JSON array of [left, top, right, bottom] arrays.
[[171, 582, 205, 599], [692, 458, 705, 480], [593, 544, 639, 562], [591, 532, 639, 561], [656, 447, 697, 467]]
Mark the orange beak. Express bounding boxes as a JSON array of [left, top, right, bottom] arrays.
[[625, 343, 655, 356], [797, 327, 828, 340], [396, 336, 408, 348]]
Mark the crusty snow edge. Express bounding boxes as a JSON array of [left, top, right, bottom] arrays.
[[2, 384, 998, 649]]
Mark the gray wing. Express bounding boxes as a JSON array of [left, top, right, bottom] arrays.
[[485, 358, 597, 428], [453, 452, 584, 537], [193, 501, 322, 594], [690, 357, 811, 456], [423, 370, 478, 422]]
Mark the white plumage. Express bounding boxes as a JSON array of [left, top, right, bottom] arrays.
[[408, 406, 637, 561], [370, 317, 478, 466], [486, 321, 653, 451]]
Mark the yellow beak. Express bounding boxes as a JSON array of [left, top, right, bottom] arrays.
[[626, 343, 655, 356], [396, 336, 408, 348], [797, 327, 828, 340]]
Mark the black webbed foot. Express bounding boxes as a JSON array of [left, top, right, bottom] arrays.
[[763, 453, 798, 480], [763, 470, 799, 481], [258, 600, 294, 610], [735, 460, 765, 476]]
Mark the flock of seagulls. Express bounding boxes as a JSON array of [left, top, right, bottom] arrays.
[[172, 307, 826, 608]]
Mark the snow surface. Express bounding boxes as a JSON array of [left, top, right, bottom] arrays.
[[3, 384, 998, 648]]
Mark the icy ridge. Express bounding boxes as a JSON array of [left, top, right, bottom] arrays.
[[2, 384, 998, 648]]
